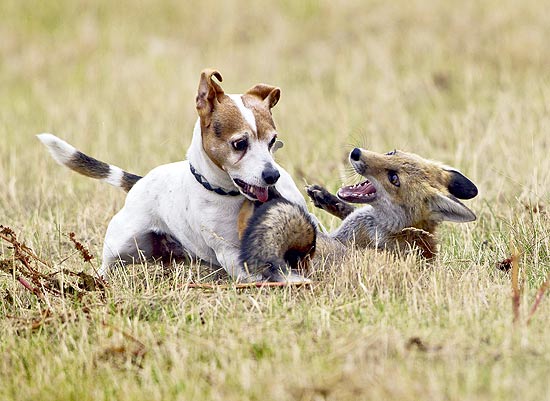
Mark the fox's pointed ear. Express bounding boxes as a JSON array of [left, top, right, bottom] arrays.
[[196, 69, 224, 120], [446, 169, 478, 200], [431, 194, 477, 223], [245, 84, 281, 109]]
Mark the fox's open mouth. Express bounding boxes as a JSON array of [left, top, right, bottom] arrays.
[[233, 178, 270, 202], [337, 180, 377, 203]]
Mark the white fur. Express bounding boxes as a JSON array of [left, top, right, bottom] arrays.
[[94, 96, 307, 281], [104, 166, 124, 187], [221, 95, 289, 200], [38, 133, 127, 190], [225, 138, 277, 191], [228, 94, 257, 133], [41, 93, 310, 281], [37, 133, 76, 165]]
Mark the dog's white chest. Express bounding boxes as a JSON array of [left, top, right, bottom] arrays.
[[138, 162, 242, 265]]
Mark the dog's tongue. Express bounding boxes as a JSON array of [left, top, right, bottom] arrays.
[[256, 187, 269, 202]]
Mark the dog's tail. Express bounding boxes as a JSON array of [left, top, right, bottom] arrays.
[[37, 133, 142, 192], [240, 199, 317, 281]]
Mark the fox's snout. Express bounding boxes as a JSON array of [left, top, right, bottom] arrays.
[[350, 148, 362, 161]]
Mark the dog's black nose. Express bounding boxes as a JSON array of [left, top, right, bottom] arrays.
[[350, 148, 361, 161], [262, 166, 280, 185]]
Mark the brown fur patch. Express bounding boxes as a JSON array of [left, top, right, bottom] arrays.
[[389, 228, 437, 259], [121, 171, 142, 192], [355, 150, 455, 231], [241, 89, 278, 142], [240, 199, 317, 278], [238, 200, 256, 240], [196, 69, 224, 123], [67, 151, 110, 179], [201, 95, 251, 169]]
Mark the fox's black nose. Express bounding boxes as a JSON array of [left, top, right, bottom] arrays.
[[262, 166, 280, 185], [350, 148, 361, 161]]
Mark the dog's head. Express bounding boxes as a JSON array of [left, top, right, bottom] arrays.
[[196, 69, 282, 202]]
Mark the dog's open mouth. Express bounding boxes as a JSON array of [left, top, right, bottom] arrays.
[[337, 180, 377, 203], [233, 179, 270, 202]]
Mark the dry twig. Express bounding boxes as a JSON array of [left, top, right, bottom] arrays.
[[511, 252, 520, 324], [184, 281, 314, 290], [67, 232, 94, 263], [0, 225, 106, 300], [527, 272, 550, 325]]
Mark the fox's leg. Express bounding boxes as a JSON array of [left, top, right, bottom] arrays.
[[306, 185, 355, 220]]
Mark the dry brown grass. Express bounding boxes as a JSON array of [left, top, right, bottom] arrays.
[[1, 0, 550, 400]]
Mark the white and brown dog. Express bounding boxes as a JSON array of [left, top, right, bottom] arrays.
[[38, 69, 307, 282]]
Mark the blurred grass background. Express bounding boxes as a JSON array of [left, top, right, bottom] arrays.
[[1, 1, 550, 400]]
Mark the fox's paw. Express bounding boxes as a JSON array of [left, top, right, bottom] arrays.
[[306, 184, 333, 208], [306, 185, 355, 220]]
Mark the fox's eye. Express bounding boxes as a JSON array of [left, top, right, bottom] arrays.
[[386, 149, 397, 156], [268, 136, 277, 150], [232, 138, 248, 152], [388, 171, 400, 187]]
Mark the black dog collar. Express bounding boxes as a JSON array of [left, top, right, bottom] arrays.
[[189, 164, 241, 197]]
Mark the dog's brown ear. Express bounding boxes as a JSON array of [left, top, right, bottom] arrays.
[[245, 84, 281, 109], [196, 69, 224, 120]]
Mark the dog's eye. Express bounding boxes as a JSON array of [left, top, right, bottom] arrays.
[[232, 138, 248, 152], [268, 136, 277, 150], [386, 149, 397, 156], [388, 170, 400, 187]]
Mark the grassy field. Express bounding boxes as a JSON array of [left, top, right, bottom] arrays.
[[1, 0, 550, 400]]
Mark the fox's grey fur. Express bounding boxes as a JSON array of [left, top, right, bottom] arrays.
[[240, 147, 478, 275]]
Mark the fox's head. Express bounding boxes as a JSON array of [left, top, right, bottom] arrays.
[[338, 148, 478, 232]]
